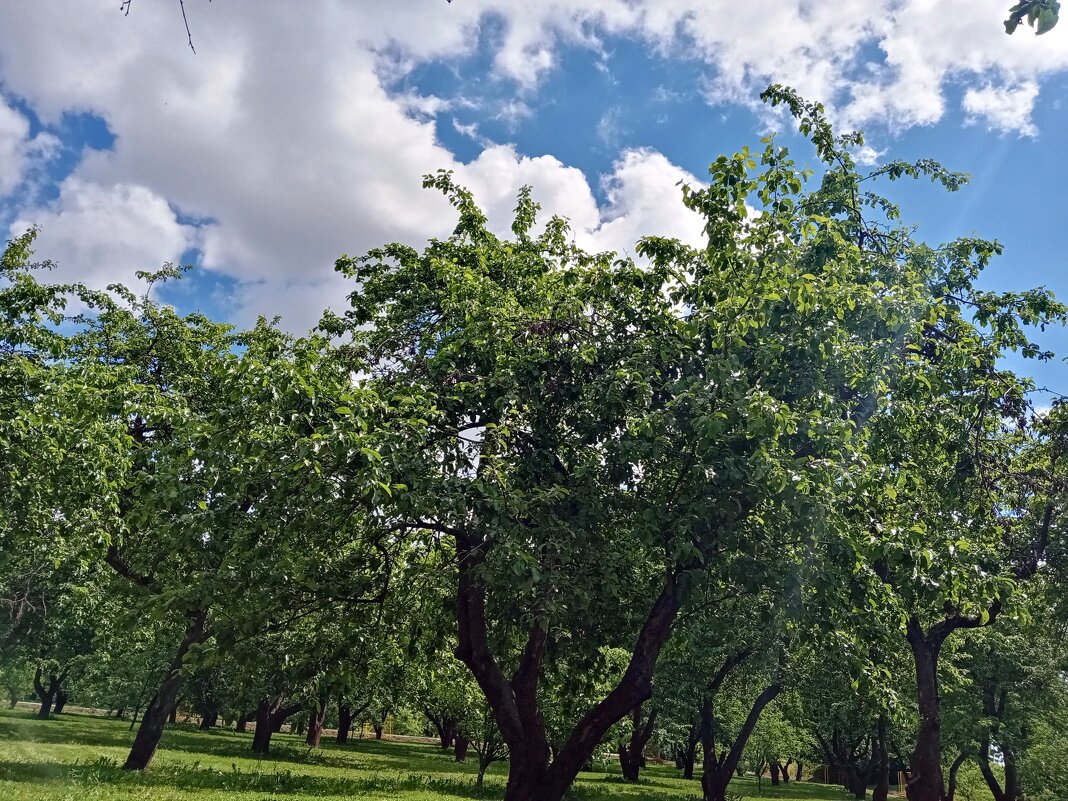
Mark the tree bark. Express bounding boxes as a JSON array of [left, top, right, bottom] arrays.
[[336, 700, 368, 744], [978, 736, 1020, 801], [236, 713, 249, 733], [251, 697, 303, 754], [52, 690, 68, 714], [945, 751, 970, 801], [426, 710, 457, 750], [123, 609, 209, 770], [680, 725, 699, 779], [780, 759, 793, 784], [905, 617, 946, 801], [33, 667, 67, 720], [453, 521, 691, 801], [770, 761, 781, 786], [701, 681, 783, 801], [618, 705, 657, 782], [455, 735, 470, 762], [251, 699, 273, 753], [795, 761, 803, 781], [305, 696, 327, 748], [336, 702, 353, 744], [872, 713, 889, 801], [902, 603, 1001, 801]]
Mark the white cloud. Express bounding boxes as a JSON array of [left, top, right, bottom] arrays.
[[962, 81, 1040, 136], [586, 148, 706, 257], [11, 179, 197, 291], [0, 99, 58, 198], [2, 1, 1068, 331]]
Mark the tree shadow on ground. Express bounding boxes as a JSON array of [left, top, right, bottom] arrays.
[[0, 757, 507, 799]]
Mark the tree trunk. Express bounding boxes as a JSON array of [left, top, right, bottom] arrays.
[[455, 735, 470, 762], [701, 682, 783, 801], [336, 702, 353, 744], [236, 713, 249, 733], [945, 751, 970, 801], [780, 759, 793, 784], [252, 697, 302, 754], [770, 761, 781, 786], [618, 705, 657, 782], [52, 691, 68, 714], [906, 617, 946, 801], [7, 688, 17, 709], [251, 699, 274, 754], [306, 696, 327, 748], [979, 737, 1020, 801], [681, 726, 699, 779], [33, 667, 66, 720], [872, 713, 890, 801], [124, 609, 209, 770], [795, 761, 803, 781], [168, 706, 178, 724], [453, 522, 691, 801], [199, 709, 218, 730]]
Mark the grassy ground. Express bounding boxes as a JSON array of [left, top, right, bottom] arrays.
[[0, 707, 867, 801]]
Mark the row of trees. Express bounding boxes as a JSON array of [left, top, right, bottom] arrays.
[[2, 87, 1067, 801]]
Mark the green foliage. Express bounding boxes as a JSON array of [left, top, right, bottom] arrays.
[[1005, 1, 1061, 34]]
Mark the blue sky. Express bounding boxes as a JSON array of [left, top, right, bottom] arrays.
[[1, 1, 1067, 391]]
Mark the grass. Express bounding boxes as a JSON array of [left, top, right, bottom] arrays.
[[0, 707, 865, 801]]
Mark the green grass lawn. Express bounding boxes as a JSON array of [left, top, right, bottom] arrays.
[[0, 707, 867, 801]]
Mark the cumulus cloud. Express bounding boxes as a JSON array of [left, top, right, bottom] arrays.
[[1, 1, 1067, 330], [587, 149, 706, 257], [12, 179, 198, 291], [0, 99, 58, 198], [962, 81, 1040, 136]]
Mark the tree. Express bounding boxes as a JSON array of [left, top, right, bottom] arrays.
[[321, 84, 995, 801]]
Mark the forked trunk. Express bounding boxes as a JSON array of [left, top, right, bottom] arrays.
[[124, 609, 208, 770], [617, 705, 657, 782], [252, 697, 302, 754], [701, 682, 783, 801], [454, 524, 691, 801]]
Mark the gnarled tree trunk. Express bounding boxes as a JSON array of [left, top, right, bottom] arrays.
[[33, 667, 69, 720], [453, 526, 690, 801]]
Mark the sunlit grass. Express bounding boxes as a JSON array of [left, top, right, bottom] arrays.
[[0, 707, 866, 801]]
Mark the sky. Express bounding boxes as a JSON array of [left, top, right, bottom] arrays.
[[1, 1, 1067, 391]]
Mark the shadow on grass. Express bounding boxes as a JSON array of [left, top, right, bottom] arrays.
[[0, 714, 464, 776], [0, 756, 506, 800]]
